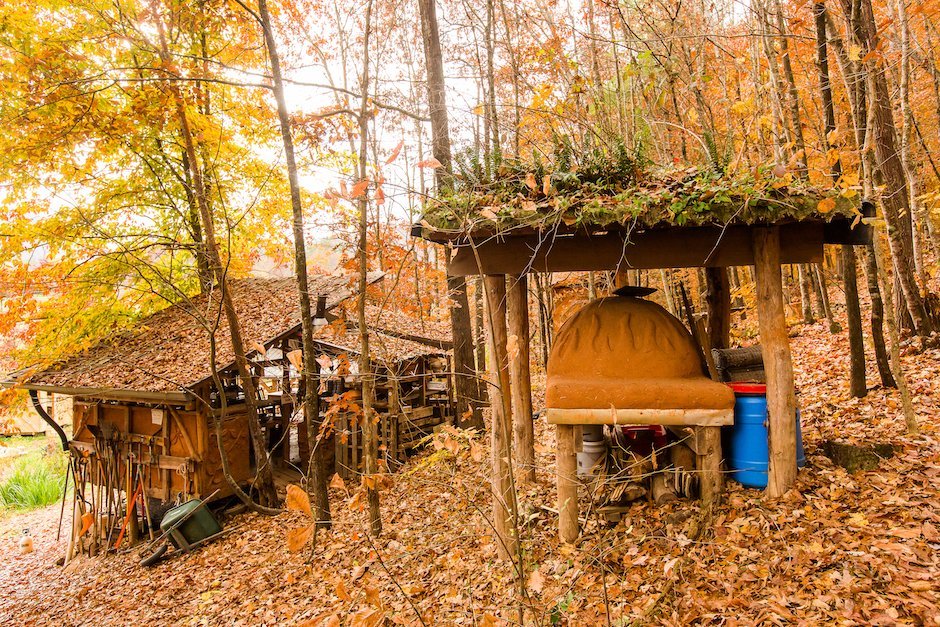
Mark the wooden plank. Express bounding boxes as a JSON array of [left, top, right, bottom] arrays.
[[449, 223, 825, 276], [169, 408, 202, 462], [546, 408, 733, 427], [753, 227, 798, 498], [556, 424, 579, 543], [402, 406, 435, 420], [507, 273, 535, 484]]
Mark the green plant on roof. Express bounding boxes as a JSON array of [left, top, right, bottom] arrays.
[[424, 135, 858, 235]]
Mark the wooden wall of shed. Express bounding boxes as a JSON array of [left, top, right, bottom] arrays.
[[72, 400, 250, 502]]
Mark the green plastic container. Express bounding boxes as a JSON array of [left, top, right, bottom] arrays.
[[160, 499, 222, 549]]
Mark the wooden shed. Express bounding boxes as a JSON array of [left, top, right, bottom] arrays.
[[3, 272, 455, 551], [413, 165, 871, 549]]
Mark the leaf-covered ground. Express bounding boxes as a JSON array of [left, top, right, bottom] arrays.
[[1, 305, 938, 626]]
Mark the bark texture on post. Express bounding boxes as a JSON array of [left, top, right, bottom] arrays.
[[483, 275, 517, 559], [842, 247, 868, 397], [752, 227, 798, 498], [697, 426, 723, 508], [555, 424, 579, 543], [507, 274, 535, 484]]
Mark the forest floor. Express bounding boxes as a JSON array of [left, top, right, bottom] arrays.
[[0, 304, 938, 626]]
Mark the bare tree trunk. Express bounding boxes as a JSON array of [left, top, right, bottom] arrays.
[[863, 248, 897, 388], [772, 0, 809, 177], [356, 0, 381, 537], [839, 0, 932, 337], [154, 6, 277, 507], [896, 0, 927, 286], [828, 7, 899, 388], [256, 0, 330, 527], [798, 265, 815, 324], [418, 0, 485, 431], [705, 267, 730, 350], [871, 223, 918, 433], [813, 264, 839, 333]]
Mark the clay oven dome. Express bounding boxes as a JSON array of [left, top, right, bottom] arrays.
[[546, 295, 734, 414]]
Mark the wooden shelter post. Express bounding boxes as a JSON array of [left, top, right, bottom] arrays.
[[482, 274, 518, 559], [556, 424, 579, 543], [507, 274, 535, 484], [752, 227, 798, 497]]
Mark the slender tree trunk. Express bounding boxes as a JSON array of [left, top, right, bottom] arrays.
[[839, 0, 932, 337], [356, 0, 381, 537], [773, 0, 809, 177], [871, 221, 918, 433], [507, 274, 534, 484], [813, 264, 839, 333], [484, 0, 500, 168], [813, 2, 864, 392], [256, 0, 330, 525], [863, 248, 897, 387], [896, 0, 927, 286], [705, 267, 731, 350], [418, 0, 485, 430], [179, 149, 212, 293], [154, 7, 277, 507], [798, 265, 815, 324]]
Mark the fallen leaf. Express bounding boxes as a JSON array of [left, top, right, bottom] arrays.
[[329, 473, 346, 490], [286, 484, 313, 517], [527, 567, 545, 593], [287, 524, 315, 552]]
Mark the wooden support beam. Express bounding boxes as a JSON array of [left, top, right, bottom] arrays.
[[448, 223, 826, 276], [482, 274, 517, 559], [696, 426, 723, 508], [555, 424, 579, 543], [753, 227, 798, 498], [507, 274, 535, 484], [546, 408, 733, 427]]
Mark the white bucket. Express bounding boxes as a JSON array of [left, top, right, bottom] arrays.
[[581, 424, 604, 442], [577, 438, 607, 476]]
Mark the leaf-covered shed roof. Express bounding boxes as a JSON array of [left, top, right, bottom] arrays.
[[414, 165, 860, 241], [6, 274, 384, 399]]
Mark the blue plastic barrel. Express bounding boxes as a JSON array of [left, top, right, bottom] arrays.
[[724, 383, 806, 489]]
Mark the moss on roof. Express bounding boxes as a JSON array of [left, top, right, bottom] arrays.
[[418, 163, 860, 238]]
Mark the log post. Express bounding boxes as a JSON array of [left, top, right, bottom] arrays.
[[752, 227, 798, 498], [388, 371, 401, 464], [483, 274, 517, 559], [507, 274, 535, 484], [556, 424, 579, 543], [696, 426, 723, 507]]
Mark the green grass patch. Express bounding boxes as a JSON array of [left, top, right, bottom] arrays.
[[0, 450, 68, 510]]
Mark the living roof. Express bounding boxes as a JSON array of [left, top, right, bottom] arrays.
[[413, 165, 860, 242], [5, 274, 384, 401]]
